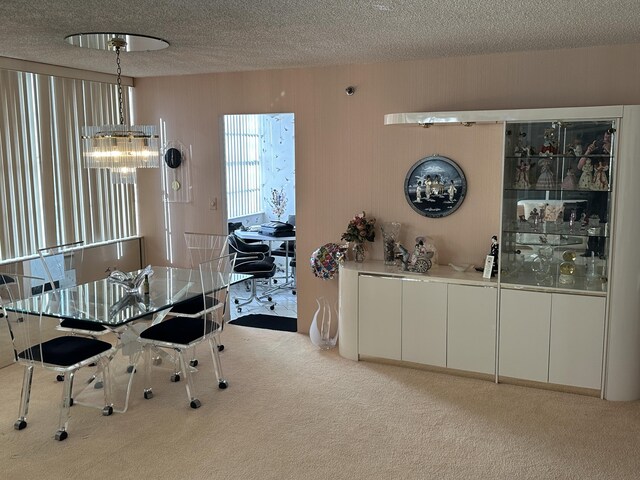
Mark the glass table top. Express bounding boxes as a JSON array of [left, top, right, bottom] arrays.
[[5, 267, 250, 327]]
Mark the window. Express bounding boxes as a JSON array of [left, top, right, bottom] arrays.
[[0, 68, 137, 261], [223, 115, 262, 219]]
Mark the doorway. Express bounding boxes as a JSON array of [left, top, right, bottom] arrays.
[[221, 113, 296, 324]]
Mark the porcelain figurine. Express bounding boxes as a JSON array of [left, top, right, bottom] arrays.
[[561, 168, 577, 190], [535, 158, 556, 189]]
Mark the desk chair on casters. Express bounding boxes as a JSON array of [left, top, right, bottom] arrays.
[[138, 253, 236, 409], [1, 273, 115, 441], [228, 233, 277, 313], [38, 241, 109, 385]]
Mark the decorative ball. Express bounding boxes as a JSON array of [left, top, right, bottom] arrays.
[[559, 261, 576, 275], [310, 243, 347, 280]]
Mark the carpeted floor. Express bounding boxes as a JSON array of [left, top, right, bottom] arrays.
[[229, 313, 297, 332], [0, 325, 639, 480]]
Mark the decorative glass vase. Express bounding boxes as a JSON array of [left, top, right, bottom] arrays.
[[309, 297, 338, 350], [381, 222, 401, 265], [352, 242, 366, 263]]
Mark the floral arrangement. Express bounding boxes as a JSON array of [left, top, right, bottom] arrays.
[[268, 187, 288, 221], [341, 211, 376, 244]]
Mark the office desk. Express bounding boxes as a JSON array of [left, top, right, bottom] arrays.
[[6, 267, 250, 412], [234, 229, 296, 285]]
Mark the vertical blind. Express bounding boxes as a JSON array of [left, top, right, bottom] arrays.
[[224, 115, 262, 219], [0, 68, 137, 261]]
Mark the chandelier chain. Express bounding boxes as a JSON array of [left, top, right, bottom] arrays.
[[115, 46, 124, 125]]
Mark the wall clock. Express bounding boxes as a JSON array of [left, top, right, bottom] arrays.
[[164, 147, 182, 169], [162, 141, 192, 203], [404, 155, 467, 218]]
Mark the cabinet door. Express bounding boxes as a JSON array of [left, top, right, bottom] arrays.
[[499, 289, 551, 382], [549, 294, 605, 390], [402, 279, 447, 367], [358, 275, 402, 360], [447, 284, 497, 374]]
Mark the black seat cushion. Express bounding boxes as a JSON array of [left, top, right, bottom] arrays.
[[171, 295, 218, 315], [140, 317, 219, 346], [233, 260, 276, 278], [60, 319, 109, 332], [18, 336, 112, 367]]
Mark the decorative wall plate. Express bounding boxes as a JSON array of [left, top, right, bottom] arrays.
[[404, 155, 467, 218]]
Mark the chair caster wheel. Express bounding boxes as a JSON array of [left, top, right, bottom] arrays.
[[94, 381, 104, 389], [237, 307, 242, 313], [190, 399, 202, 409], [218, 380, 228, 389], [267, 296, 272, 302], [56, 374, 65, 382], [102, 405, 113, 416], [273, 279, 278, 284], [126, 365, 136, 374], [14, 419, 27, 430], [144, 390, 153, 400], [170, 374, 180, 382], [292, 290, 297, 295], [217, 344, 224, 352], [270, 305, 275, 311], [234, 299, 239, 305], [55, 430, 68, 441], [189, 359, 198, 367], [152, 357, 163, 366]]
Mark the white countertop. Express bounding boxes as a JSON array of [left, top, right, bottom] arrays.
[[340, 260, 497, 287]]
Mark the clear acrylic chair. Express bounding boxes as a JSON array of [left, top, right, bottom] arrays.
[[171, 232, 230, 360], [38, 241, 109, 383], [138, 253, 236, 409], [0, 273, 115, 441]]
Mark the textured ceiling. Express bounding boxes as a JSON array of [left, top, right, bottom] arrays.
[[1, 0, 639, 78]]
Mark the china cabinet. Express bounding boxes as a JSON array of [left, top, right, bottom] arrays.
[[336, 105, 640, 401], [500, 118, 614, 292]]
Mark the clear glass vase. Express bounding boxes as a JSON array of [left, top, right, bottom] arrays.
[[309, 297, 338, 350], [381, 222, 402, 265], [352, 242, 365, 263]]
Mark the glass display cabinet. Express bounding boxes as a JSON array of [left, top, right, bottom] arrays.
[[500, 119, 616, 293]]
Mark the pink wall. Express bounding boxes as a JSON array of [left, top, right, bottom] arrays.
[[133, 43, 640, 334]]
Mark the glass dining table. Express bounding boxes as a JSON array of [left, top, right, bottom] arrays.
[[6, 266, 250, 412]]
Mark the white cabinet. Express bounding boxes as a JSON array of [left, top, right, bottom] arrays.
[[402, 278, 447, 367], [549, 294, 605, 389], [352, 266, 495, 374], [358, 274, 402, 360], [499, 289, 605, 390], [499, 289, 551, 382], [447, 284, 497, 375]]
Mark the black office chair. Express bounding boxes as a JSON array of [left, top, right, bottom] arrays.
[[271, 241, 296, 295], [228, 233, 277, 312]]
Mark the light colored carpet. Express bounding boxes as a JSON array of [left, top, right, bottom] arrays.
[[1, 325, 639, 480]]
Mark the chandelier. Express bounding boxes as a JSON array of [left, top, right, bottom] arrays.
[[73, 34, 167, 183]]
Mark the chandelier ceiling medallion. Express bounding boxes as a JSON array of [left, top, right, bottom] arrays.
[[67, 33, 169, 184]]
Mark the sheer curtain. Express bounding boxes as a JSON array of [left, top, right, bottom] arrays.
[[0, 68, 137, 261]]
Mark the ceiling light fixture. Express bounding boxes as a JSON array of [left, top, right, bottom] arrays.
[[68, 33, 169, 183]]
